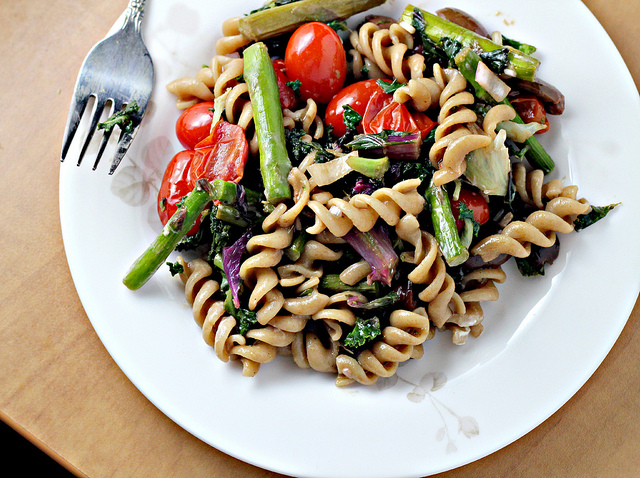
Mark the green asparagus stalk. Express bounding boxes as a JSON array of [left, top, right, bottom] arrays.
[[239, 0, 386, 41], [320, 274, 380, 294], [285, 230, 306, 261], [400, 4, 540, 81], [454, 47, 555, 174], [426, 180, 469, 267], [243, 42, 292, 205], [123, 179, 215, 290], [215, 205, 249, 227]]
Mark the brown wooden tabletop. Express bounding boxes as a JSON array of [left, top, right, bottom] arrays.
[[1, 1, 639, 476]]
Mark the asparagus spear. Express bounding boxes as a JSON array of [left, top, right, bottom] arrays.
[[401, 4, 540, 82], [454, 47, 555, 174], [239, 0, 386, 41], [320, 275, 380, 294], [123, 179, 216, 290], [426, 180, 469, 267], [243, 43, 292, 205]]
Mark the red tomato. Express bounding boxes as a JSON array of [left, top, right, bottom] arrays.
[[189, 121, 249, 187], [157, 150, 201, 235], [272, 59, 298, 110], [175, 102, 215, 149], [364, 98, 419, 135], [510, 95, 549, 134], [361, 88, 393, 132], [284, 22, 347, 104], [324, 79, 382, 137], [451, 188, 490, 231], [412, 111, 437, 140]]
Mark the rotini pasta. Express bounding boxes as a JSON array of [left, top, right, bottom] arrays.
[[131, 2, 616, 387]]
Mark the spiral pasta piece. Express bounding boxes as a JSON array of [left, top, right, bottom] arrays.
[[335, 308, 432, 386], [215, 17, 251, 56], [283, 99, 324, 140], [349, 22, 426, 83], [306, 178, 425, 237], [472, 173, 591, 261], [429, 65, 493, 186], [395, 215, 465, 328]]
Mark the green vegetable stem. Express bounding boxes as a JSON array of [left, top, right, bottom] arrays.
[[123, 179, 216, 290], [243, 42, 292, 205], [426, 180, 469, 267], [239, 0, 386, 41], [401, 4, 540, 81]]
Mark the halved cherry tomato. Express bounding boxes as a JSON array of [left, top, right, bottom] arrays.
[[510, 95, 549, 134], [157, 149, 201, 235], [284, 22, 347, 104], [272, 59, 298, 110], [324, 79, 381, 137], [365, 97, 419, 136], [189, 120, 249, 188], [412, 111, 438, 140], [450, 188, 490, 231], [176, 102, 215, 149]]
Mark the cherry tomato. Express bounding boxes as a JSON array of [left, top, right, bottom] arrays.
[[284, 22, 347, 104], [412, 111, 437, 140], [157, 149, 201, 235], [272, 59, 298, 110], [175, 102, 215, 149], [324, 79, 381, 137], [450, 188, 490, 231], [364, 95, 419, 135], [510, 95, 549, 134], [189, 120, 249, 187]]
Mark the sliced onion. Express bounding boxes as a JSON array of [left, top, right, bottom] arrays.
[[306, 153, 355, 187], [475, 61, 511, 102]]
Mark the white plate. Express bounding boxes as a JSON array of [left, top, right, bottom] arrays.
[[60, 1, 640, 476]]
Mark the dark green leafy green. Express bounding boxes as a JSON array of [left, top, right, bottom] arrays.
[[457, 202, 481, 236], [376, 78, 405, 94], [343, 317, 382, 349], [166, 261, 184, 276], [342, 105, 363, 132], [98, 100, 139, 134], [574, 203, 620, 231]]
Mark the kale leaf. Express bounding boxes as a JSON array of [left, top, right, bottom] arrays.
[[343, 316, 382, 349], [376, 78, 406, 95], [98, 100, 139, 134], [457, 202, 481, 236], [342, 105, 363, 133], [574, 203, 620, 231]]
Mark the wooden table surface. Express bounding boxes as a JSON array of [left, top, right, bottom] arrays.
[[1, 1, 639, 477]]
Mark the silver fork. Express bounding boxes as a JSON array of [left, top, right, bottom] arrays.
[[61, 0, 154, 175]]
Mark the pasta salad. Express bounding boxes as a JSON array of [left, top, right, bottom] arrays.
[[123, 0, 618, 386]]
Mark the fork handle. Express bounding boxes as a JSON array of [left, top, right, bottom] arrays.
[[123, 0, 147, 33]]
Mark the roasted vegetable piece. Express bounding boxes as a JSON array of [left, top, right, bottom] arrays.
[[243, 42, 292, 204], [426, 181, 469, 267], [124, 179, 216, 290], [402, 4, 540, 81], [238, 0, 386, 41]]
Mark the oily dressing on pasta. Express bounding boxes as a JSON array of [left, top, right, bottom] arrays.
[[150, 1, 614, 387]]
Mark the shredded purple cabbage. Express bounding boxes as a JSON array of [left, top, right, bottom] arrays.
[[222, 229, 252, 308]]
